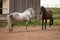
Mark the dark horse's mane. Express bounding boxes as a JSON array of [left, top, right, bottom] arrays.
[[41, 6, 47, 19], [41, 6, 47, 13], [41, 6, 46, 11]]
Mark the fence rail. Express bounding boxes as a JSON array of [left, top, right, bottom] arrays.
[[53, 12, 60, 13], [0, 15, 60, 20], [54, 17, 60, 20]]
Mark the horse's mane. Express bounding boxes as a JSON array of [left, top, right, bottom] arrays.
[[25, 8, 34, 12], [23, 8, 34, 14], [41, 6, 46, 12], [41, 6, 47, 15], [26, 8, 33, 11]]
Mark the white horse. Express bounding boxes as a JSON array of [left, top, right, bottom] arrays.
[[7, 8, 36, 32]]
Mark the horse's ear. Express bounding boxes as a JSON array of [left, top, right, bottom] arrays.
[[30, 8, 35, 14]]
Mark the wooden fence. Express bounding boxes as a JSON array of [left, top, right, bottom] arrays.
[[10, 0, 40, 14]]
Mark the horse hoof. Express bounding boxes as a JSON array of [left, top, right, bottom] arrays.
[[49, 27, 51, 29], [9, 29, 13, 33]]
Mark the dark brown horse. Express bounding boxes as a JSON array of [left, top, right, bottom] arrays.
[[40, 6, 53, 30]]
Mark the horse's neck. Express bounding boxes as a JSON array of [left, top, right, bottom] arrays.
[[24, 10, 30, 14], [42, 9, 47, 16]]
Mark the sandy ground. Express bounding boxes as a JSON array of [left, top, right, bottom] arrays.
[[0, 26, 60, 40]]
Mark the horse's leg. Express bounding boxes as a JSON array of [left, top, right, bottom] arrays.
[[9, 23, 12, 32], [7, 16, 12, 32], [25, 20, 29, 32], [49, 19, 51, 27], [45, 19, 47, 30], [42, 19, 44, 30], [49, 17, 53, 27], [29, 18, 32, 23], [9, 15, 14, 32], [9, 22, 13, 33], [9, 21, 14, 32], [51, 17, 53, 25], [11, 23, 14, 32]]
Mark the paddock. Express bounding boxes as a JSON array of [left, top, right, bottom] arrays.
[[0, 26, 60, 40], [0, 0, 60, 40]]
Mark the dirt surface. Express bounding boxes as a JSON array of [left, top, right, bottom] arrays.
[[0, 26, 60, 40]]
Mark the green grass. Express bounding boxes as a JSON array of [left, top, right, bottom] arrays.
[[0, 20, 60, 28], [13, 20, 41, 27], [53, 13, 60, 17], [0, 21, 7, 28], [47, 20, 60, 25], [0, 20, 40, 27], [53, 20, 60, 25]]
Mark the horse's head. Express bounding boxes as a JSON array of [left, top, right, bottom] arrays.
[[41, 6, 45, 10], [29, 8, 37, 19], [26, 8, 37, 19], [40, 6, 47, 15]]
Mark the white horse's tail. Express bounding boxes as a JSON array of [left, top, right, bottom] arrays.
[[6, 15, 13, 31]]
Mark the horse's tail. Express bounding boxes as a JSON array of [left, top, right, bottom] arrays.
[[6, 15, 14, 32], [50, 17, 53, 25], [7, 15, 13, 22]]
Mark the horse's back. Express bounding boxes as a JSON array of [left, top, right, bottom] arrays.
[[47, 10, 53, 19], [10, 12, 29, 21], [7, 8, 35, 21]]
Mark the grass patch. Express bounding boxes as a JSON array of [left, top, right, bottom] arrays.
[[53, 13, 60, 17], [0, 20, 41, 28], [0, 21, 7, 28], [0, 20, 60, 28], [53, 20, 60, 25], [14, 20, 41, 27], [46, 20, 60, 26]]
